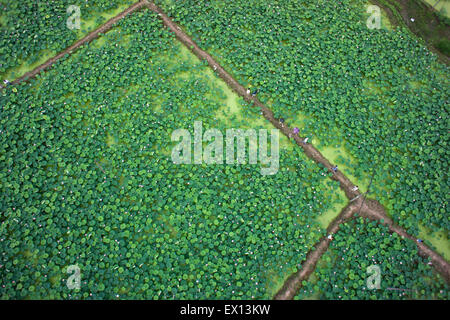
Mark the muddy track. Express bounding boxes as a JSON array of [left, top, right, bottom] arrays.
[[145, 1, 450, 296], [0, 1, 146, 90]]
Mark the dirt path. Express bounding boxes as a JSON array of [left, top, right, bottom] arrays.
[[145, 1, 450, 295], [0, 1, 146, 89]]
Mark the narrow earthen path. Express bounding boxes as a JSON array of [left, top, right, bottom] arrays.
[[0, 1, 146, 89]]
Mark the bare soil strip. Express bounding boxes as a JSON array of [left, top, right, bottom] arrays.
[[0, 1, 146, 89], [0, 0, 448, 298], [144, 1, 450, 296]]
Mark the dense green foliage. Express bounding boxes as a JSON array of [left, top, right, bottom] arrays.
[[295, 217, 449, 299], [378, 0, 450, 57], [0, 0, 133, 77], [0, 11, 344, 299], [155, 0, 449, 234], [1, 0, 447, 300]]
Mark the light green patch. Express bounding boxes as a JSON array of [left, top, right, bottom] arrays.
[[1, 3, 130, 81], [174, 42, 273, 133], [316, 186, 347, 228], [265, 265, 296, 298], [106, 133, 118, 146], [148, 93, 163, 112], [302, 290, 321, 300], [419, 225, 450, 261], [279, 134, 296, 151], [365, 1, 393, 30], [301, 272, 321, 300], [89, 34, 108, 49], [77, 3, 131, 36], [291, 111, 314, 132], [2, 49, 56, 81], [320, 145, 370, 194], [364, 78, 387, 95], [209, 72, 245, 125], [297, 250, 335, 300], [423, 0, 450, 18]]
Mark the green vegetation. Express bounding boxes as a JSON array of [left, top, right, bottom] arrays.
[[0, 10, 344, 299], [376, 0, 450, 57], [0, 0, 448, 300], [295, 217, 449, 300], [155, 0, 449, 236], [422, 0, 450, 18], [0, 0, 134, 80]]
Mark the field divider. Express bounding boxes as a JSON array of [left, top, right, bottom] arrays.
[[145, 0, 359, 199]]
